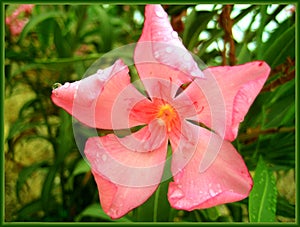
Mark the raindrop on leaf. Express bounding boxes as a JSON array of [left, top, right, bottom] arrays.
[[52, 82, 62, 90]]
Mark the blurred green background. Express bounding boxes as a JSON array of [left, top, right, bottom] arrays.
[[4, 4, 295, 222]]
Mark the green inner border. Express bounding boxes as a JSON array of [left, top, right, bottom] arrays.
[[1, 0, 298, 226]]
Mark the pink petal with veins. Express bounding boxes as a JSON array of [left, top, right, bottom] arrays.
[[84, 122, 168, 219], [168, 121, 253, 210], [134, 5, 204, 96], [51, 59, 148, 129], [181, 61, 270, 141]]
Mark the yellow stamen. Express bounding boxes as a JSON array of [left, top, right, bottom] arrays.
[[156, 104, 177, 132]]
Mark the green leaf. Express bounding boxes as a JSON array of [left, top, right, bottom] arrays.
[[16, 199, 44, 220], [75, 203, 132, 222], [133, 149, 172, 222], [41, 165, 58, 213], [53, 20, 73, 58], [183, 9, 216, 51], [16, 162, 49, 201], [7, 118, 46, 140], [236, 43, 252, 64], [255, 5, 268, 59], [85, 6, 113, 52], [18, 11, 65, 43], [41, 110, 74, 212], [262, 24, 295, 67], [249, 156, 277, 222], [205, 206, 220, 221], [72, 159, 90, 176], [276, 196, 295, 218]]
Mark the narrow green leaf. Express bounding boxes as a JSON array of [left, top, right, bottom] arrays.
[[36, 18, 54, 50], [237, 43, 252, 64], [183, 10, 216, 51], [276, 196, 295, 218], [18, 11, 65, 43], [249, 156, 277, 222], [16, 162, 49, 201], [205, 206, 220, 221], [75, 203, 132, 222], [263, 78, 295, 128], [16, 199, 44, 220], [41, 165, 58, 213], [41, 110, 74, 212], [86, 6, 113, 52], [53, 21, 73, 58], [256, 5, 268, 59], [72, 159, 90, 176], [7, 118, 45, 140], [262, 24, 295, 67]]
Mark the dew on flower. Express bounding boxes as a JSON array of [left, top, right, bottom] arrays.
[[108, 208, 119, 218], [170, 188, 184, 199], [154, 51, 160, 58], [50, 4, 271, 220], [183, 53, 192, 61], [63, 82, 70, 88], [171, 31, 179, 39], [209, 188, 217, 197], [155, 9, 165, 18], [166, 46, 173, 53], [101, 154, 107, 162]]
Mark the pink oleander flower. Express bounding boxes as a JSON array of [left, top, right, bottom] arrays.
[[51, 5, 270, 219], [5, 4, 34, 36]]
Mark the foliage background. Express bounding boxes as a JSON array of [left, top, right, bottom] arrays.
[[4, 3, 296, 222]]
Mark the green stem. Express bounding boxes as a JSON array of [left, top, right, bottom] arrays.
[[194, 210, 202, 222], [253, 105, 266, 159], [33, 53, 103, 64], [153, 185, 161, 222]]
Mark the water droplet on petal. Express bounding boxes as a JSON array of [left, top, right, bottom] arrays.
[[170, 188, 184, 199], [154, 51, 160, 59], [108, 208, 119, 218], [191, 71, 199, 77], [209, 188, 216, 197], [101, 154, 107, 162], [157, 118, 165, 126], [171, 31, 178, 39], [155, 10, 165, 18], [183, 53, 191, 61], [63, 82, 70, 88], [52, 82, 62, 90], [52, 90, 59, 97], [166, 46, 173, 53], [96, 143, 102, 150], [216, 184, 222, 193]]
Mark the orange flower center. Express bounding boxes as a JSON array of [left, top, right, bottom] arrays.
[[156, 104, 177, 132]]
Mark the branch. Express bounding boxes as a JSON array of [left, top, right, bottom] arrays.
[[237, 126, 295, 142], [262, 58, 295, 92], [219, 5, 236, 66]]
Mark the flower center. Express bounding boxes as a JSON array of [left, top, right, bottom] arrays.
[[156, 103, 177, 132]]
